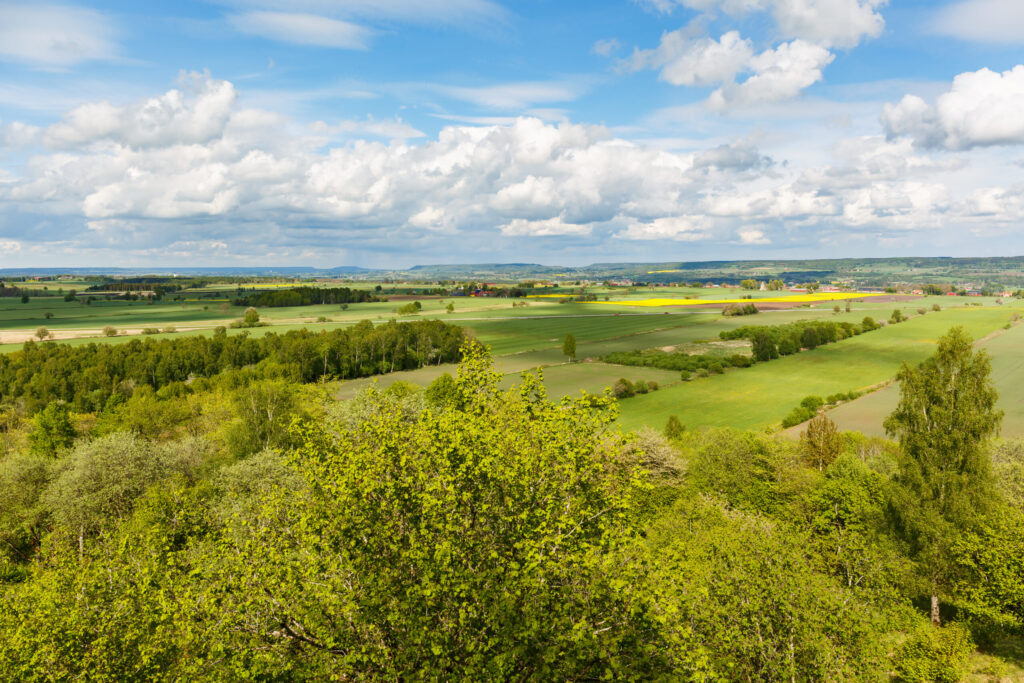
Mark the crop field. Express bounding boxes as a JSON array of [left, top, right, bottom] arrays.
[[4, 284, 1021, 433], [615, 302, 1024, 433], [824, 319, 1024, 439]]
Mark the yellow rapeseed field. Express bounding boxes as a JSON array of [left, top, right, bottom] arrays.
[[593, 292, 890, 307]]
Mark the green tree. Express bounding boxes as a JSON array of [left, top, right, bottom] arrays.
[[884, 326, 1002, 625], [751, 329, 778, 362], [562, 333, 576, 361], [243, 307, 260, 326], [29, 402, 76, 458], [664, 415, 685, 440], [739, 279, 758, 290], [226, 379, 300, 458], [214, 343, 659, 677], [801, 412, 842, 471], [20, 295, 28, 304], [34, 327, 50, 341]]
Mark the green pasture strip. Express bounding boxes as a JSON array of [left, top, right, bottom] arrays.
[[825, 320, 1024, 439], [614, 305, 1023, 433]]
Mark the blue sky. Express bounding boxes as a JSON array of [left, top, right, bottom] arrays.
[[1, 0, 1023, 268]]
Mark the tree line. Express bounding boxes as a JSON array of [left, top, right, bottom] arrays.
[[233, 286, 384, 308], [0, 320, 463, 415]]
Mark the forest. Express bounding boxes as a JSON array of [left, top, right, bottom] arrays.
[[0, 322, 1021, 680]]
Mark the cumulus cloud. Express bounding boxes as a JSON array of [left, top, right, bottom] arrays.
[[629, 30, 833, 107], [630, 30, 754, 86], [229, 11, 372, 49], [618, 216, 710, 241], [708, 40, 834, 108], [738, 228, 770, 244], [43, 74, 238, 148], [930, 0, 1024, 44], [636, 0, 885, 48], [0, 4, 119, 68], [882, 66, 1024, 150], [3, 74, 1022, 262]]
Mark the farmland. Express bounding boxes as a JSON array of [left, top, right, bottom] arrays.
[[6, 283, 1023, 435]]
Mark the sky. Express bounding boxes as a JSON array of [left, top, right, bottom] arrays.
[[0, 0, 1023, 268]]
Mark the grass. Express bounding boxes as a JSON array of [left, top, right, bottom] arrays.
[[826, 318, 1024, 439], [615, 304, 1024, 433]]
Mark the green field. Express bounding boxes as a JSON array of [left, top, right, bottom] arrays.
[[6, 287, 1023, 437], [825, 319, 1024, 439], [614, 302, 1024, 433]]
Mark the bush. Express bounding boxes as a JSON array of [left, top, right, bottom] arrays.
[[800, 395, 824, 412], [162, 326, 176, 334], [893, 623, 973, 683], [707, 361, 724, 374], [932, 303, 941, 311], [612, 378, 636, 399], [917, 308, 927, 315], [890, 309, 906, 324], [634, 380, 650, 395], [861, 316, 879, 331], [680, 370, 691, 381], [141, 328, 159, 335]]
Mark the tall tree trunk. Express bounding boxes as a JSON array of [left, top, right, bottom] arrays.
[[931, 594, 941, 626]]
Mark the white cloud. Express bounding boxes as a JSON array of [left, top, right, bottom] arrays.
[[500, 217, 592, 237], [0, 239, 21, 254], [229, 11, 372, 49], [0, 4, 118, 67], [738, 228, 770, 244], [636, 0, 885, 48], [592, 38, 622, 57], [930, 0, 1024, 44], [311, 117, 424, 140], [630, 30, 754, 86], [618, 216, 710, 241], [217, 0, 507, 28], [882, 66, 1024, 150], [43, 73, 238, 149], [5, 75, 1024, 261], [708, 40, 834, 108], [433, 81, 587, 110]]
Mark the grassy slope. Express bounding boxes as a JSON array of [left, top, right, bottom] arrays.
[[826, 318, 1024, 439], [615, 304, 1023, 433]]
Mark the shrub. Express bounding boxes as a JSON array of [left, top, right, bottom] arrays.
[[917, 308, 927, 315], [680, 370, 691, 381], [612, 378, 636, 399], [782, 407, 815, 428], [664, 415, 685, 440], [707, 361, 724, 374], [861, 316, 880, 331], [893, 623, 973, 683], [141, 328, 159, 335], [162, 326, 176, 334], [102, 326, 117, 337], [800, 396, 824, 412], [932, 303, 942, 311], [890, 309, 906, 324], [634, 380, 650, 395], [647, 380, 659, 391]]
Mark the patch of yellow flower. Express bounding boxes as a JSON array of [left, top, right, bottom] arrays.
[[592, 292, 891, 307]]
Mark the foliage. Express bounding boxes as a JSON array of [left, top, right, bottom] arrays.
[[605, 349, 751, 373], [664, 414, 685, 440], [644, 495, 894, 681], [722, 302, 758, 316], [562, 333, 576, 361], [28, 402, 76, 457], [0, 320, 464, 414], [801, 413, 842, 470], [893, 622, 974, 683], [235, 286, 381, 307], [884, 326, 1002, 623], [210, 343, 662, 678]]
